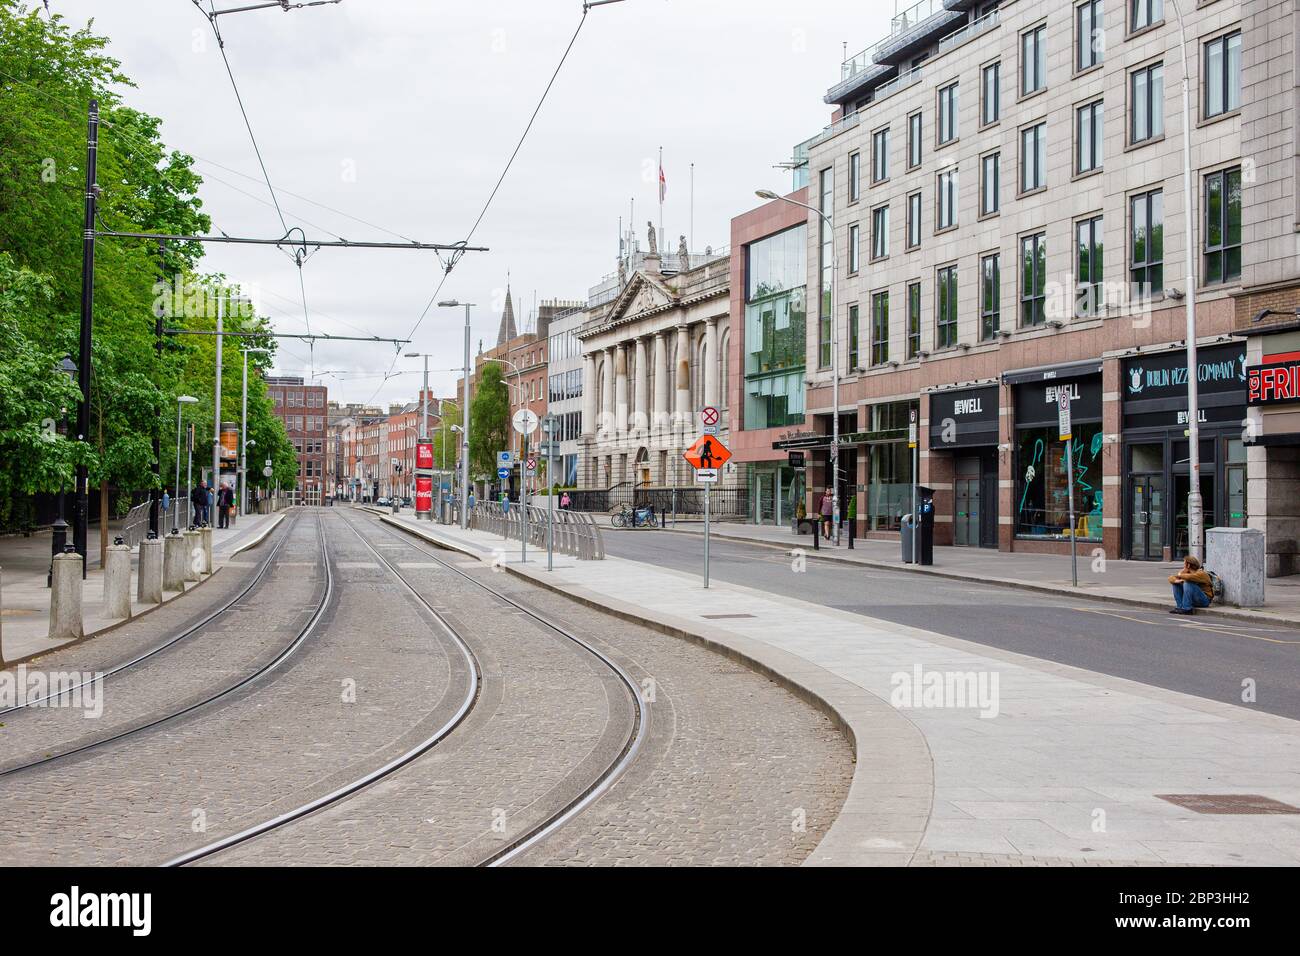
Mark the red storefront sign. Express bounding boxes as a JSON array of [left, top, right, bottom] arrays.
[[415, 475, 433, 512], [416, 441, 434, 471], [1247, 360, 1300, 405]]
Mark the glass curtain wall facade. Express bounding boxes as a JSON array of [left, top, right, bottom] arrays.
[[745, 224, 808, 430]]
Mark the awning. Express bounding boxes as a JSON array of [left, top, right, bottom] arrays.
[[772, 428, 907, 451], [1002, 358, 1103, 386]]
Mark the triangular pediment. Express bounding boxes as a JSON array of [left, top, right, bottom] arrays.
[[607, 270, 678, 326]]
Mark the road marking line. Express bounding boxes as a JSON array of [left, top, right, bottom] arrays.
[[1071, 606, 1300, 645]]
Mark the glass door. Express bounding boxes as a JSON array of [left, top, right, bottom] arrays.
[[757, 471, 776, 524], [1128, 475, 1164, 560]]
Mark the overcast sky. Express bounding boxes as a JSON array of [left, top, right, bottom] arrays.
[[55, 0, 892, 407]]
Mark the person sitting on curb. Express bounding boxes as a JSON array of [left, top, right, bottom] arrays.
[[1169, 554, 1213, 615]]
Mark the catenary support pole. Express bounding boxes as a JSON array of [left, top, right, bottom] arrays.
[[74, 100, 99, 579]]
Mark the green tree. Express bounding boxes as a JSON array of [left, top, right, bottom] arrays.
[[469, 364, 508, 480]]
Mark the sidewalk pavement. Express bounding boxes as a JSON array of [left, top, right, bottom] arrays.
[[646, 519, 1300, 628], [378, 508, 1300, 867], [0, 512, 284, 667]]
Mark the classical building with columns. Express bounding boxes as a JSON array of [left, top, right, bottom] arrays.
[[577, 249, 733, 491]]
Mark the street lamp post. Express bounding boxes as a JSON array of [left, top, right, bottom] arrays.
[[757, 188, 841, 545], [47, 356, 78, 587], [174, 395, 199, 532], [438, 301, 475, 528], [239, 347, 270, 518], [405, 351, 433, 519]]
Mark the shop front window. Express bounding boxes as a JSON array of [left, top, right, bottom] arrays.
[[1015, 422, 1104, 539], [867, 400, 918, 531]]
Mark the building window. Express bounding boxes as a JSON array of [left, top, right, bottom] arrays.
[[872, 127, 890, 182], [906, 282, 921, 359], [1020, 232, 1048, 327], [818, 167, 833, 368], [906, 191, 922, 248], [937, 167, 957, 230], [1076, 215, 1104, 316], [981, 152, 1000, 215], [1130, 62, 1163, 143], [849, 223, 860, 273], [1016, 420, 1103, 540], [1204, 31, 1242, 119], [848, 303, 860, 370], [908, 112, 923, 168], [1077, 100, 1104, 174], [980, 253, 1000, 340], [1021, 24, 1047, 96], [936, 264, 958, 349], [871, 206, 889, 260], [1020, 122, 1046, 192], [1131, 0, 1162, 32], [871, 291, 890, 366], [1078, 0, 1103, 71], [848, 152, 861, 202], [938, 82, 959, 145], [1204, 167, 1242, 285], [1130, 188, 1163, 299], [982, 61, 1000, 125]]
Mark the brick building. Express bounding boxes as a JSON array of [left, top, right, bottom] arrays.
[[266, 375, 327, 504]]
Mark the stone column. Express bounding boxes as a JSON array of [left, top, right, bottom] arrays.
[[674, 325, 691, 432], [581, 352, 597, 437], [601, 346, 615, 439], [653, 332, 669, 440], [615, 343, 629, 436], [634, 337, 648, 437], [704, 317, 719, 410]]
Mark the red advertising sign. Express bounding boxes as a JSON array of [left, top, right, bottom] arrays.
[[1247, 360, 1300, 406], [415, 475, 433, 513], [416, 441, 434, 471]]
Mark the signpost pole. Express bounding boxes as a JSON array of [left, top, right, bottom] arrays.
[[522, 434, 529, 564], [704, 483, 710, 589], [909, 408, 918, 565], [1059, 388, 1077, 587]]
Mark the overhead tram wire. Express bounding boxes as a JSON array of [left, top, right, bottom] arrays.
[[366, 3, 602, 405]]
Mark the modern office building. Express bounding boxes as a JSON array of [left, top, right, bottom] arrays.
[[547, 303, 587, 487], [800, 0, 1250, 563]]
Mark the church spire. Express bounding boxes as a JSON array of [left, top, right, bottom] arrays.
[[495, 279, 517, 346]]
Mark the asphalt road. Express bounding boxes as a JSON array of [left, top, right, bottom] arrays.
[[602, 530, 1300, 721]]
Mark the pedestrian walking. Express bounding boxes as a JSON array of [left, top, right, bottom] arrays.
[[819, 488, 833, 540], [207, 485, 215, 526], [160, 488, 170, 523], [560, 491, 571, 510], [1169, 555, 1213, 615], [217, 483, 234, 529], [191, 481, 209, 527]]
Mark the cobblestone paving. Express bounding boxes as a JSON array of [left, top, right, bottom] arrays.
[[0, 511, 468, 865], [910, 850, 1169, 867]]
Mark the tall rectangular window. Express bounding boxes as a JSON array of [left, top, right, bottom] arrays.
[[907, 282, 921, 359], [872, 127, 890, 182], [1204, 31, 1242, 119], [980, 253, 1001, 341], [1130, 188, 1163, 299], [848, 152, 861, 202], [1077, 100, 1104, 173], [1131, 0, 1162, 31], [1204, 167, 1242, 284], [938, 82, 959, 144], [936, 264, 958, 349], [849, 223, 861, 273], [908, 112, 923, 168], [871, 206, 889, 259], [907, 191, 922, 248], [937, 168, 957, 229], [871, 291, 890, 366], [1130, 63, 1164, 143], [1021, 122, 1046, 192], [1078, 0, 1103, 71], [981, 152, 1000, 215], [1076, 215, 1104, 316], [1021, 24, 1047, 95], [982, 61, 1000, 125], [818, 167, 833, 367], [848, 303, 860, 370], [1020, 232, 1047, 327]]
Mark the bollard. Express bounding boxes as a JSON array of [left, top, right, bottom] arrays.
[[103, 541, 132, 620], [163, 531, 187, 592], [812, 519, 820, 551], [199, 526, 214, 575], [138, 535, 163, 605], [183, 529, 202, 582], [848, 516, 855, 550], [49, 550, 84, 642]]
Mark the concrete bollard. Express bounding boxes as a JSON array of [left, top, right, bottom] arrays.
[[163, 532, 187, 592], [199, 526, 214, 575], [49, 552, 85, 643], [103, 543, 133, 620], [183, 529, 202, 582], [138, 536, 163, 604]]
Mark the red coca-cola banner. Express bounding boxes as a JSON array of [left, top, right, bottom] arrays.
[[416, 442, 434, 470], [415, 475, 433, 513]]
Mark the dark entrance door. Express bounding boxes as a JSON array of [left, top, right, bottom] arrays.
[[954, 456, 980, 547], [1128, 474, 1165, 560]]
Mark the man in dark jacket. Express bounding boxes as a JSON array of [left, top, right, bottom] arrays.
[[191, 481, 209, 526], [217, 482, 235, 528]]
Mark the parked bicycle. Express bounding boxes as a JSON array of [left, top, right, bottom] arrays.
[[611, 504, 659, 528]]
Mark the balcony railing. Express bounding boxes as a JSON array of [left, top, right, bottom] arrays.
[[807, 111, 862, 150], [840, 38, 886, 81], [937, 7, 999, 54], [872, 65, 923, 103], [891, 0, 945, 36]]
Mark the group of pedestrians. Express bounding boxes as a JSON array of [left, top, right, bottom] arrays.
[[175, 480, 235, 528]]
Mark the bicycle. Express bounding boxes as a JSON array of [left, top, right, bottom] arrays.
[[611, 504, 658, 528]]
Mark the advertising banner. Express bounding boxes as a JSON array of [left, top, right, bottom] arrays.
[[415, 475, 433, 513], [416, 442, 434, 471]]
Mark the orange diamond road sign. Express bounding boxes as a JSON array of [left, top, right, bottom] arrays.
[[683, 434, 732, 470]]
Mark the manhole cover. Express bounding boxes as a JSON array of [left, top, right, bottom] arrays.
[[1156, 794, 1300, 815], [701, 613, 755, 620]]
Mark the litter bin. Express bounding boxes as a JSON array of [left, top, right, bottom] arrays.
[[901, 515, 915, 563]]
